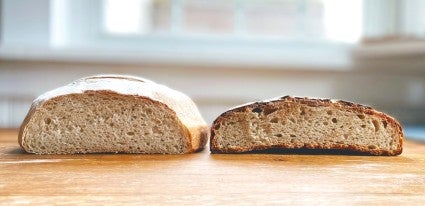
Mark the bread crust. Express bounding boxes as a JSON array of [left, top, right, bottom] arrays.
[[210, 96, 404, 156], [19, 75, 208, 154]]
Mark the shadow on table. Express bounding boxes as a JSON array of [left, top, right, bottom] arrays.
[[7, 147, 26, 154]]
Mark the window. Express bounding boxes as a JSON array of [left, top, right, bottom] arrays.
[[1, 0, 425, 68], [101, 0, 362, 43]]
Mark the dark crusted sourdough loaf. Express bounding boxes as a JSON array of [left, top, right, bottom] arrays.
[[210, 96, 403, 155]]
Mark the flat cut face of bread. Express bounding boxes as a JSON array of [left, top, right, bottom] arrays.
[[19, 75, 208, 154], [210, 96, 404, 156]]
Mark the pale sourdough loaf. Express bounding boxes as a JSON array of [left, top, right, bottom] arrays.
[[210, 96, 403, 155], [19, 75, 208, 154]]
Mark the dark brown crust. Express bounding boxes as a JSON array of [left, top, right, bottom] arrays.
[[210, 96, 404, 156]]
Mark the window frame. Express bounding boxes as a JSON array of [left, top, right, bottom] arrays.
[[58, 0, 352, 69]]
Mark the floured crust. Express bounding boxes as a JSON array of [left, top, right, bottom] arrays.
[[19, 74, 208, 154], [210, 96, 404, 156]]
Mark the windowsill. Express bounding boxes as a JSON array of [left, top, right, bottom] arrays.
[[0, 43, 351, 71], [2, 40, 425, 72]]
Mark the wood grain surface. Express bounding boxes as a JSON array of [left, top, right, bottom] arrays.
[[1, 129, 425, 205]]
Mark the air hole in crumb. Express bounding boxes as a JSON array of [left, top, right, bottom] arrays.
[[372, 120, 380, 132], [214, 124, 221, 130], [327, 110, 333, 115], [270, 118, 279, 123], [383, 121, 388, 128], [40, 146, 46, 150], [109, 123, 114, 127], [290, 139, 295, 143], [153, 126, 161, 134], [300, 108, 306, 115], [343, 134, 349, 139], [127, 132, 135, 136], [332, 118, 337, 123], [357, 114, 365, 119], [290, 134, 296, 137], [44, 118, 52, 125], [252, 107, 262, 114], [368, 145, 377, 149], [323, 122, 329, 126], [289, 118, 296, 123], [275, 134, 283, 137], [361, 125, 366, 128]]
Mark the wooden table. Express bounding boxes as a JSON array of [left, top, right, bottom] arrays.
[[1, 129, 425, 205]]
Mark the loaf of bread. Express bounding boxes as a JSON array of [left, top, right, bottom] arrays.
[[19, 75, 208, 154], [210, 96, 403, 155]]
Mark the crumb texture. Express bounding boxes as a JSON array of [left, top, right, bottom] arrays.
[[211, 97, 403, 155], [19, 75, 208, 154]]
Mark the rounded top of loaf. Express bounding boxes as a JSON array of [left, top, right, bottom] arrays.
[[34, 74, 206, 128]]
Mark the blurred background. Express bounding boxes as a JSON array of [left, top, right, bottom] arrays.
[[0, 0, 425, 140]]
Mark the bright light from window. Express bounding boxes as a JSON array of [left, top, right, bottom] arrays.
[[102, 0, 363, 43], [104, 0, 152, 34], [324, 0, 363, 43]]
